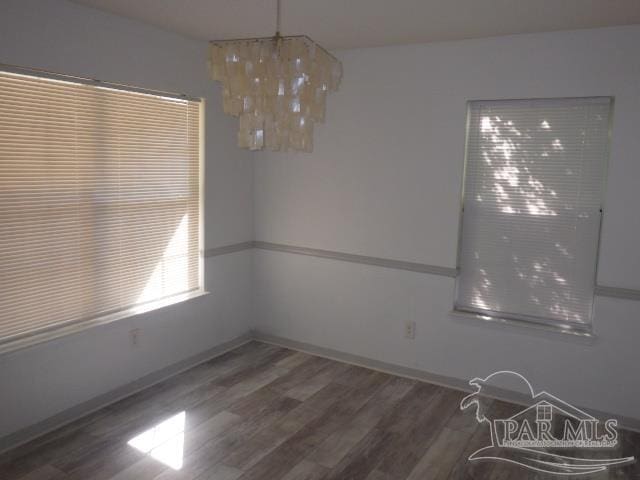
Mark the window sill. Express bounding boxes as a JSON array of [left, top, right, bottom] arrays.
[[449, 308, 597, 345], [0, 290, 209, 356]]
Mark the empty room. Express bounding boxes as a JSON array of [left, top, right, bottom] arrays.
[[1, 0, 640, 478]]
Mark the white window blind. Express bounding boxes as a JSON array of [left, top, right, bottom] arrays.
[[455, 97, 611, 331], [0, 69, 202, 347]]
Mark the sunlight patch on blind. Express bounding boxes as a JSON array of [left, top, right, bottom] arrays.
[[0, 70, 202, 344], [455, 98, 611, 329]]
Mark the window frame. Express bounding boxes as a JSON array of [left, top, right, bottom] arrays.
[[0, 63, 207, 355], [537, 404, 553, 423], [452, 97, 614, 337]]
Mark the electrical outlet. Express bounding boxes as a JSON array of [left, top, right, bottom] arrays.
[[130, 328, 140, 347], [404, 321, 416, 339]]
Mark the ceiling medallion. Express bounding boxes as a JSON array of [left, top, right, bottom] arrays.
[[208, 0, 342, 152]]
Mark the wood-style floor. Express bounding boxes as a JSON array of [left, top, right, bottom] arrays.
[[1, 341, 638, 479]]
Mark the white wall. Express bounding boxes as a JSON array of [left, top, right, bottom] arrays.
[[2, 0, 639, 441], [0, 0, 253, 439], [254, 26, 640, 421]]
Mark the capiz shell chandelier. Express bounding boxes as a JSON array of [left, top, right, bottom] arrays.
[[208, 0, 342, 152]]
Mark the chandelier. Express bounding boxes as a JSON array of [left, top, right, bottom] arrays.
[[208, 0, 342, 152]]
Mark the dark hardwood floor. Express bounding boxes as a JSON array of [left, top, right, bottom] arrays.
[[1, 341, 638, 479]]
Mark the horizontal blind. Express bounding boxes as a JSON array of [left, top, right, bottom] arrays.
[[0, 70, 201, 344], [456, 98, 611, 329]]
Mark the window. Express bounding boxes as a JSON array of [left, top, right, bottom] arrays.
[[455, 97, 612, 333], [537, 404, 553, 423], [0, 68, 202, 348]]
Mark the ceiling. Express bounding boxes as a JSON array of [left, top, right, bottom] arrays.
[[69, 0, 640, 50]]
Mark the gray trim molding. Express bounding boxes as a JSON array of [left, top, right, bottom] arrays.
[[253, 241, 640, 301], [205, 241, 640, 299], [204, 241, 254, 258], [595, 285, 640, 301], [253, 241, 458, 277]]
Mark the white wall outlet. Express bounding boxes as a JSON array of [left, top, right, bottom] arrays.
[[404, 321, 416, 339], [130, 328, 140, 347]]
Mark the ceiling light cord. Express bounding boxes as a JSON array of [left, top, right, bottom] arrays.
[[275, 0, 281, 38]]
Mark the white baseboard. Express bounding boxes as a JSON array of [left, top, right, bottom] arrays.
[[252, 330, 640, 434], [0, 333, 252, 454], [3, 329, 638, 455]]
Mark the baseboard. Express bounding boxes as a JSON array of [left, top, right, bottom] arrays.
[[252, 331, 472, 391], [4, 329, 638, 455], [252, 331, 640, 434], [0, 332, 253, 455]]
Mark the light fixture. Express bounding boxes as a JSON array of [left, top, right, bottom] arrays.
[[208, 0, 342, 152]]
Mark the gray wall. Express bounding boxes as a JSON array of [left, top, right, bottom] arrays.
[[0, 0, 253, 438], [254, 26, 640, 421]]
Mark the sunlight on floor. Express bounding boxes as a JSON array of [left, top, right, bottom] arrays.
[[127, 411, 186, 470]]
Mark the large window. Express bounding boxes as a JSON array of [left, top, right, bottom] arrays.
[[0, 68, 202, 349], [455, 97, 612, 333]]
